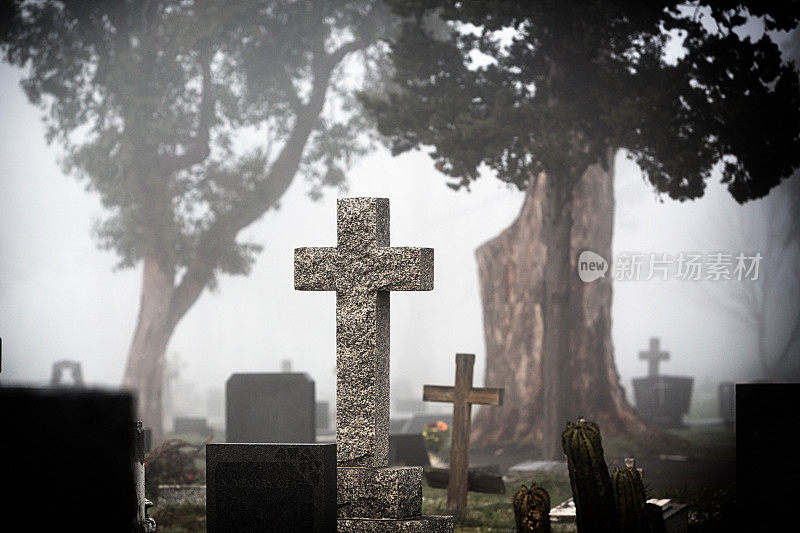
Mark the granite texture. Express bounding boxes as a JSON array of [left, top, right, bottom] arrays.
[[206, 443, 336, 532], [337, 516, 454, 532], [294, 198, 434, 467], [338, 466, 422, 518], [157, 484, 206, 507]]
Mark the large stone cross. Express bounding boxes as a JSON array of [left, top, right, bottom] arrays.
[[639, 337, 669, 378], [294, 198, 433, 467], [423, 353, 503, 521]]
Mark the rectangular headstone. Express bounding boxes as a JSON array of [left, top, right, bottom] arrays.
[[316, 400, 330, 431], [737, 383, 800, 530], [226, 373, 315, 443], [0, 387, 135, 530], [174, 415, 211, 436], [206, 443, 336, 532], [389, 433, 431, 467]]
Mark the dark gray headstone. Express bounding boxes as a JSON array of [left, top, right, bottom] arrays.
[[316, 401, 330, 431], [206, 443, 336, 532], [0, 387, 134, 531], [632, 376, 693, 428], [718, 381, 735, 427], [174, 416, 211, 436], [389, 433, 430, 466], [737, 383, 800, 530], [226, 373, 315, 443]]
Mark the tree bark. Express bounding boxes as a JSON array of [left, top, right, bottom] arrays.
[[122, 256, 179, 445], [472, 159, 656, 458]]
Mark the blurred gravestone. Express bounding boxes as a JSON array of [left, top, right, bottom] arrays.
[[632, 337, 693, 428], [50, 359, 85, 387], [174, 415, 211, 436], [316, 401, 330, 432], [206, 443, 336, 532], [226, 373, 315, 443], [389, 433, 431, 467], [718, 382, 735, 428], [0, 387, 134, 531], [737, 383, 800, 530]]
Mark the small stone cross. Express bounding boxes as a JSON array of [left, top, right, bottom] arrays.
[[294, 198, 433, 467], [639, 337, 669, 378], [423, 353, 503, 521]]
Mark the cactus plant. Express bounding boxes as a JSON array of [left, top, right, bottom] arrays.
[[513, 484, 552, 533], [613, 466, 648, 532], [561, 418, 618, 532]]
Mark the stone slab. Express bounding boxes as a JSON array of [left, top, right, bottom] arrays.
[[337, 516, 453, 532], [225, 372, 315, 443], [0, 387, 134, 530], [338, 466, 422, 519], [389, 433, 431, 467], [157, 484, 206, 507], [206, 443, 336, 532]]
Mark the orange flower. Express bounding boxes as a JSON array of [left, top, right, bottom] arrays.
[[436, 421, 448, 431]]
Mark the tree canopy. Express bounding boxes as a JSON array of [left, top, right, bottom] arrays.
[[364, 1, 800, 202], [1, 0, 388, 291]]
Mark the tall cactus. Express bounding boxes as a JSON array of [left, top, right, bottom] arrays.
[[561, 418, 618, 532], [513, 484, 552, 533], [613, 466, 648, 532]]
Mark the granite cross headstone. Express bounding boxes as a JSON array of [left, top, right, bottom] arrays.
[[294, 197, 434, 467], [639, 337, 669, 378], [295, 198, 452, 531], [423, 353, 504, 521]]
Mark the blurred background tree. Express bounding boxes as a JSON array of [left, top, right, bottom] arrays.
[[1, 0, 393, 443], [363, 1, 800, 458]]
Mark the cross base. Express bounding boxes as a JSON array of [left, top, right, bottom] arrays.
[[337, 516, 454, 532], [337, 466, 454, 532]]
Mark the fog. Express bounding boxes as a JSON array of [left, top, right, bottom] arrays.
[[0, 55, 793, 424]]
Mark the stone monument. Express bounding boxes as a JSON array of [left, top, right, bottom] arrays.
[[295, 197, 453, 531], [632, 337, 693, 428]]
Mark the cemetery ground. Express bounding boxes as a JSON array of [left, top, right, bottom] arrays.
[[148, 422, 735, 532]]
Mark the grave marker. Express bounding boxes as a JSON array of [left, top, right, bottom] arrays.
[[639, 337, 669, 377], [423, 353, 504, 521], [50, 359, 85, 387], [295, 197, 452, 531], [226, 372, 315, 443], [206, 443, 336, 532], [632, 337, 693, 428]]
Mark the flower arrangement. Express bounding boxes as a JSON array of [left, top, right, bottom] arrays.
[[422, 420, 451, 454], [144, 438, 209, 500]]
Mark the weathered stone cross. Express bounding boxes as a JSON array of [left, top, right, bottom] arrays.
[[423, 353, 503, 521], [294, 197, 433, 467], [639, 337, 669, 378]]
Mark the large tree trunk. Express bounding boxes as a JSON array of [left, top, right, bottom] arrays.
[[472, 159, 655, 459], [122, 256, 180, 445]]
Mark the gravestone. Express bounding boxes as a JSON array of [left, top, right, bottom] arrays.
[[50, 359, 85, 387], [632, 337, 693, 428], [226, 372, 315, 443], [737, 383, 800, 530], [423, 353, 504, 520], [389, 433, 431, 467], [0, 387, 135, 531], [206, 443, 336, 532], [718, 381, 735, 428], [295, 197, 453, 531], [174, 415, 212, 436], [316, 400, 330, 432]]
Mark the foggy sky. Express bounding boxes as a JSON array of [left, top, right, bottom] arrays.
[[0, 59, 784, 420]]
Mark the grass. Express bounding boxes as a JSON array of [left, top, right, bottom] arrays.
[[150, 504, 206, 532], [423, 472, 572, 532]]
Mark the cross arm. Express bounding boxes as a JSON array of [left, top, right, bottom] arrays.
[[294, 247, 337, 291], [423, 385, 504, 406], [374, 247, 434, 291]]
